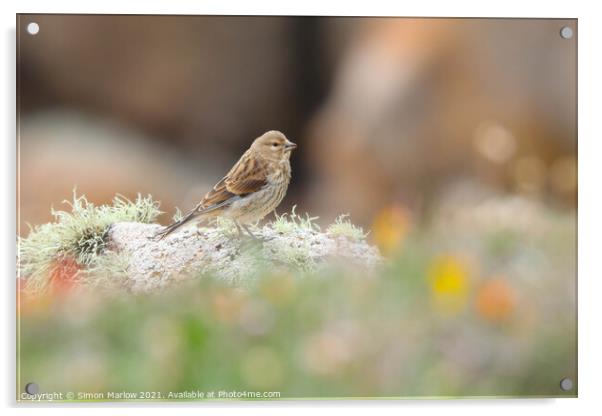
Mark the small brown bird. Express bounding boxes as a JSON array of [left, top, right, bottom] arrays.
[[157, 130, 297, 239]]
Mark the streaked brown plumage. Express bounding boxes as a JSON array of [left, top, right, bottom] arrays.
[[157, 130, 296, 239]]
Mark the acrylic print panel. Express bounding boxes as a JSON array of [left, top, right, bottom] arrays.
[[16, 15, 577, 401]]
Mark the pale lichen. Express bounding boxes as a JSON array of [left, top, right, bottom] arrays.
[[171, 207, 184, 223], [327, 214, 367, 241], [272, 206, 320, 234], [81, 250, 131, 291], [18, 191, 161, 293]]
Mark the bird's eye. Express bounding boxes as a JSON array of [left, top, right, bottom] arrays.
[[272, 143, 279, 147]]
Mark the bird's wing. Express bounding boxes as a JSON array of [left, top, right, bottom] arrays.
[[197, 150, 269, 210], [225, 151, 270, 195], [157, 150, 269, 238]]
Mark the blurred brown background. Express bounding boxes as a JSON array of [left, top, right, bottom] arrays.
[[17, 15, 576, 232]]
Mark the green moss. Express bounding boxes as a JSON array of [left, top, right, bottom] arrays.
[[18, 191, 161, 293], [326, 214, 367, 241]]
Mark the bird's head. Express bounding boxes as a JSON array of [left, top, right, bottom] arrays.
[[251, 130, 297, 162]]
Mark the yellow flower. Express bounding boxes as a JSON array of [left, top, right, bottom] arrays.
[[428, 254, 471, 314]]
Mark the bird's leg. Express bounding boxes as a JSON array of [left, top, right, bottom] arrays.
[[243, 223, 274, 242], [234, 221, 259, 240], [235, 221, 266, 241], [234, 221, 272, 242], [241, 223, 259, 239], [234, 221, 246, 238], [234, 221, 260, 249]]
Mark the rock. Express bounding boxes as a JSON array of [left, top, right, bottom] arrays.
[[107, 221, 382, 293]]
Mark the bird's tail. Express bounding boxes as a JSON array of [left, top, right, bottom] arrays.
[[155, 199, 233, 240], [155, 210, 199, 240]]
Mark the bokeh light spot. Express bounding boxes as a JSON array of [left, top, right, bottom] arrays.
[[372, 204, 411, 254], [428, 254, 471, 314], [474, 122, 517, 164], [240, 346, 284, 389], [475, 278, 517, 323]]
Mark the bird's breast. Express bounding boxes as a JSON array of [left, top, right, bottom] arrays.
[[225, 161, 291, 223]]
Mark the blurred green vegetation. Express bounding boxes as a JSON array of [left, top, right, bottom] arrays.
[[18, 198, 576, 400]]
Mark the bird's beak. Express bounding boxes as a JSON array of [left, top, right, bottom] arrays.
[[285, 141, 297, 151]]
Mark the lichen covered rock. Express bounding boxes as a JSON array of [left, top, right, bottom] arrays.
[[18, 192, 381, 294], [107, 221, 382, 293]]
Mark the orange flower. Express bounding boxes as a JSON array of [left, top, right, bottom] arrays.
[[475, 278, 517, 323], [371, 204, 411, 254], [49, 256, 81, 295]]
